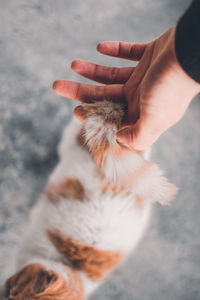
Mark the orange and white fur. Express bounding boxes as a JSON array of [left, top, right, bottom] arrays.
[[3, 101, 177, 299]]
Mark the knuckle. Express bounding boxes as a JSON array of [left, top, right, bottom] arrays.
[[118, 41, 123, 56], [129, 44, 137, 59], [94, 64, 100, 77], [108, 68, 120, 83], [95, 86, 104, 100]]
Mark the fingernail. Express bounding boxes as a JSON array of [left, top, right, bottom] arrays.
[[71, 60, 76, 70], [96, 43, 101, 51], [96, 42, 105, 52], [71, 59, 83, 71], [52, 80, 59, 90]]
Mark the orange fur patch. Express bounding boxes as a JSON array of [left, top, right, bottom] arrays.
[[90, 137, 110, 167], [47, 230, 123, 281], [45, 177, 86, 202], [135, 196, 145, 210], [5, 263, 84, 300]]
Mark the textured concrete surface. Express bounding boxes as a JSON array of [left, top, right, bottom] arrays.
[[0, 0, 200, 299]]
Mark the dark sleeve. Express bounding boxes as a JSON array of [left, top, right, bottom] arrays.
[[175, 0, 200, 83]]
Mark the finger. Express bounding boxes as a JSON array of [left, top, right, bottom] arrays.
[[97, 41, 148, 61], [117, 118, 162, 151], [53, 80, 124, 103], [71, 59, 134, 84]]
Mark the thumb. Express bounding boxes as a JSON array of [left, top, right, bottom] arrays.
[[117, 118, 162, 150]]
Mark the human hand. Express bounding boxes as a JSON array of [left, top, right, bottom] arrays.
[[53, 26, 200, 150]]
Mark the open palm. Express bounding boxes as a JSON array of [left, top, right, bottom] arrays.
[[53, 27, 199, 150]]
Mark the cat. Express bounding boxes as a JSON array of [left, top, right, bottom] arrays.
[[3, 100, 177, 300]]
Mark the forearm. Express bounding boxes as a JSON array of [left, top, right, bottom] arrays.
[[175, 0, 200, 83]]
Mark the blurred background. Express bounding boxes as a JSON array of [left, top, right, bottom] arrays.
[[0, 0, 200, 299]]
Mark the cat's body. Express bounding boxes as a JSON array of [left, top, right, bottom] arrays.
[[3, 101, 177, 300]]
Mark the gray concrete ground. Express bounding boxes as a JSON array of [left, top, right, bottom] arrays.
[[0, 0, 200, 299]]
